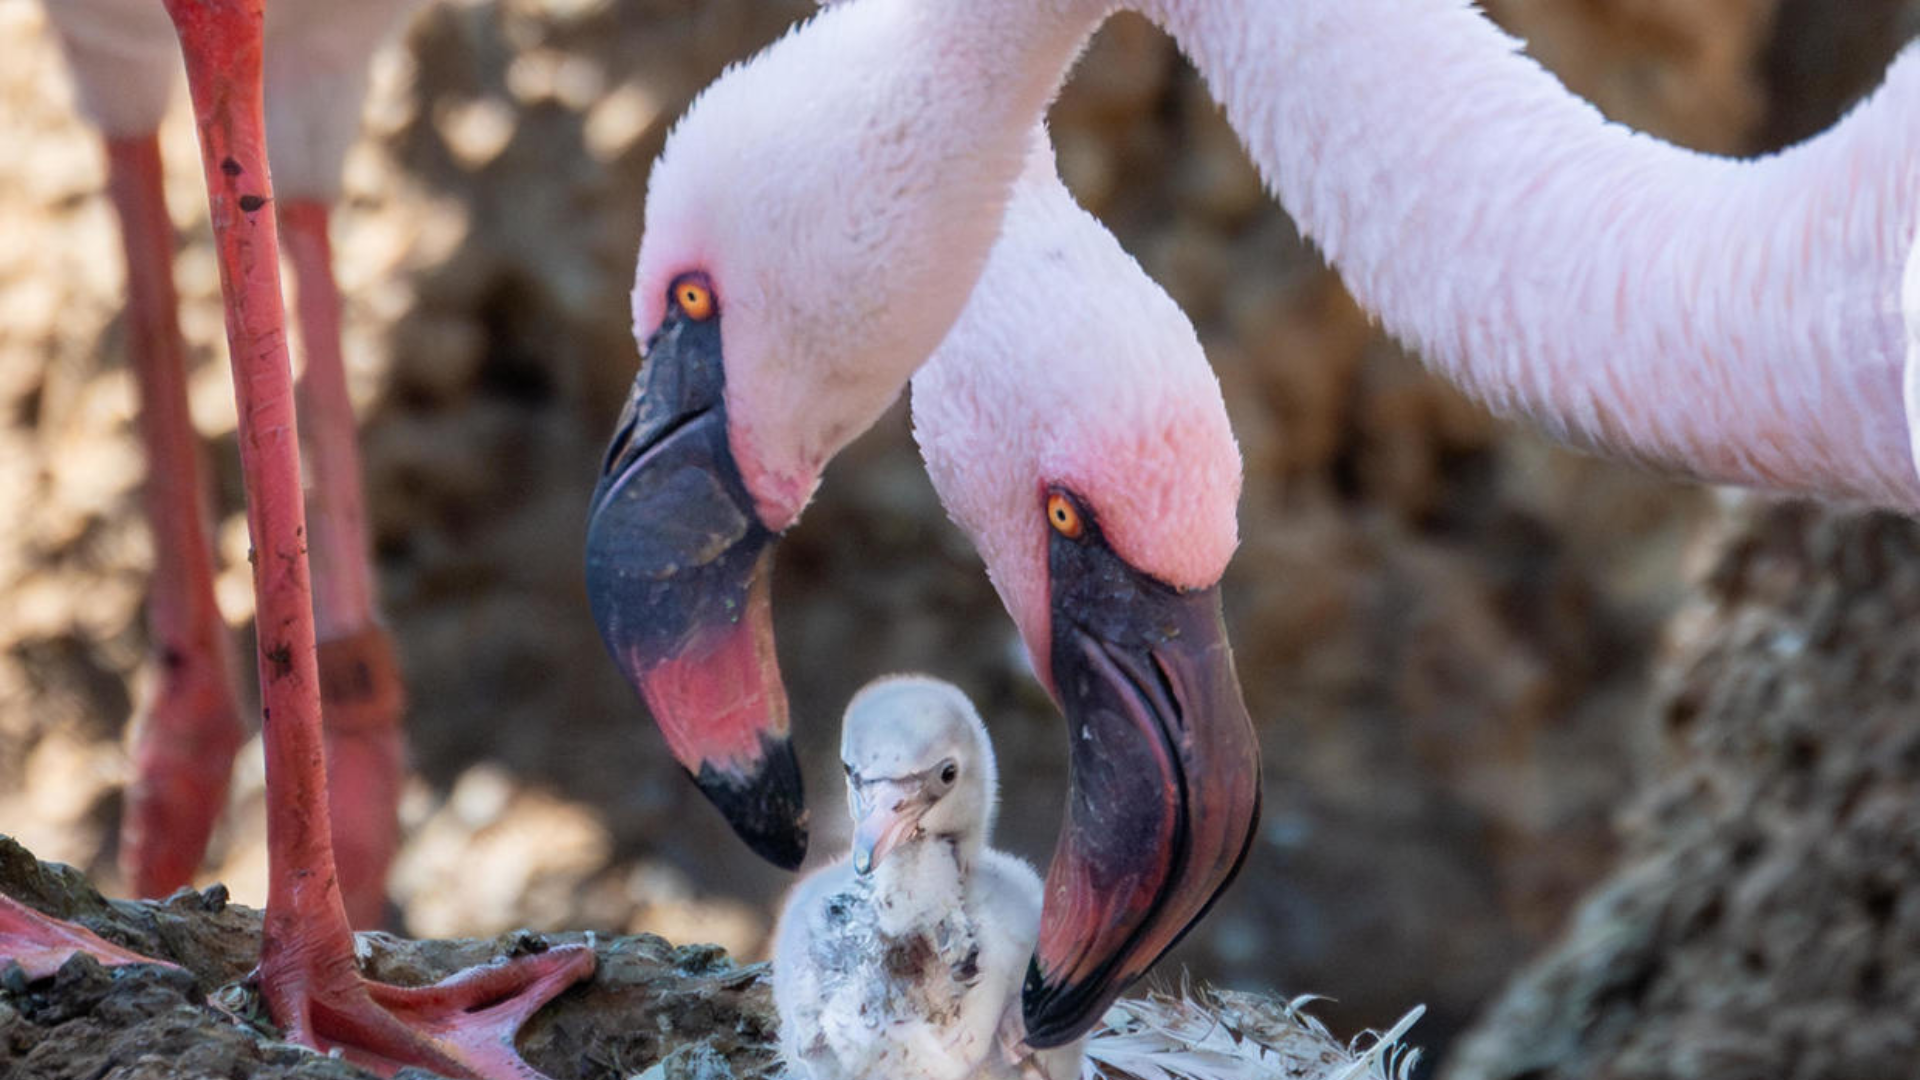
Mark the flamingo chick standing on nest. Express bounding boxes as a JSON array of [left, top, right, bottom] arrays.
[[772, 679, 1416, 1080], [775, 675, 1085, 1080]]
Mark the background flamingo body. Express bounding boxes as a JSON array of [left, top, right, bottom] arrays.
[[262, 0, 413, 202], [41, 0, 179, 138], [46, 0, 411, 189]]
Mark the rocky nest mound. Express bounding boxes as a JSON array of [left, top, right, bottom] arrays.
[[0, 836, 780, 1080]]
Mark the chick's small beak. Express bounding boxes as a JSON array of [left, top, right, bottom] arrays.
[[1021, 530, 1261, 1048], [585, 308, 807, 870], [850, 779, 929, 875]]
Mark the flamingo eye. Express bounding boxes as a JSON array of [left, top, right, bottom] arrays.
[[1046, 492, 1084, 539], [671, 275, 716, 321]]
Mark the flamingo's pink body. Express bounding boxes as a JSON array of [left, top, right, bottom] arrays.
[[39, 0, 416, 922]]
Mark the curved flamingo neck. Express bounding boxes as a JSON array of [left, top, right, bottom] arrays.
[[1141, 0, 1920, 508], [633, 0, 1112, 529]]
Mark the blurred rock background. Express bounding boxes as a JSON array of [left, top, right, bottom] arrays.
[[0, 0, 1912, 1074]]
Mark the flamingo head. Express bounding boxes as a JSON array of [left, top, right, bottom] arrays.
[[839, 675, 1000, 876], [912, 151, 1260, 1046], [584, 2, 1067, 871]]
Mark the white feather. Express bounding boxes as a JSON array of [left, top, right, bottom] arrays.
[[1079, 986, 1423, 1080]]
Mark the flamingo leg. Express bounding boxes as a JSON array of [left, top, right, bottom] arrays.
[[280, 199, 405, 931], [103, 133, 250, 900], [159, 4, 592, 1075]]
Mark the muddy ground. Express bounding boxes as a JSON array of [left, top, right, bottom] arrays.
[[0, 0, 1914, 1075]]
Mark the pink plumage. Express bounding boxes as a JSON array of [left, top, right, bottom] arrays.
[[1146, 0, 1920, 507], [913, 135, 1241, 672], [640, 0, 1920, 517]]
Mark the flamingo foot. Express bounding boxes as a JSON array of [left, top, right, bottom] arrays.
[[260, 933, 594, 1080], [318, 626, 407, 929], [118, 647, 247, 899], [0, 894, 177, 982]]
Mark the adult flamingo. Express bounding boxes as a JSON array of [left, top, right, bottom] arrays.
[[40, 0, 414, 925], [911, 134, 1258, 1043], [7, 2, 595, 1078], [587, 0, 1920, 1047]]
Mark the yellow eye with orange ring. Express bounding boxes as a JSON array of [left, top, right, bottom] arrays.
[[1046, 492, 1083, 539], [671, 275, 716, 321]]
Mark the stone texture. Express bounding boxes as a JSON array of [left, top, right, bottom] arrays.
[[1444, 505, 1920, 1080], [0, 835, 783, 1080]]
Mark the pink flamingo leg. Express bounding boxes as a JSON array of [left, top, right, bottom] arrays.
[[280, 199, 405, 931], [104, 133, 250, 900], [0, 895, 178, 981], [160, 3, 592, 1075]]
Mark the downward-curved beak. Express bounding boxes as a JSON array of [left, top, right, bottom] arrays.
[[585, 308, 808, 870], [849, 778, 929, 876], [1022, 534, 1262, 1047]]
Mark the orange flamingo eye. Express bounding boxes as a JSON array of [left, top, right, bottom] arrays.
[[672, 276, 715, 321], [1046, 493, 1083, 539]]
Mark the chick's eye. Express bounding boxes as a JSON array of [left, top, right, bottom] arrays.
[[671, 275, 715, 321], [1046, 493, 1083, 539], [939, 761, 958, 785]]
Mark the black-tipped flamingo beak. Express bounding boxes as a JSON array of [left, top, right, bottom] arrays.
[[1020, 500, 1262, 1048], [585, 294, 808, 870]]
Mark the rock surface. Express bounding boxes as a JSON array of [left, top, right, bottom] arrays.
[[1, 836, 1425, 1080], [0, 835, 782, 1080], [1445, 505, 1920, 1080]]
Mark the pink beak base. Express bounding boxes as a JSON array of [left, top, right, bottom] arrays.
[[850, 781, 927, 875]]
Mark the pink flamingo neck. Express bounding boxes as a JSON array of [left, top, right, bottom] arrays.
[[1143, 0, 1920, 507]]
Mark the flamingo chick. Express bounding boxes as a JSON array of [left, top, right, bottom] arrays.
[[775, 675, 1086, 1080]]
